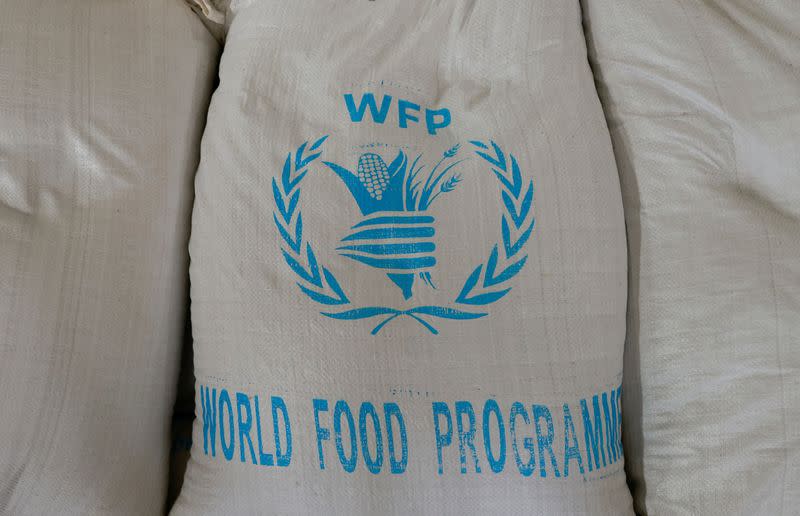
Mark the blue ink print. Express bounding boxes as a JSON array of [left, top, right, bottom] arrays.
[[323, 144, 465, 299], [274, 136, 534, 334]]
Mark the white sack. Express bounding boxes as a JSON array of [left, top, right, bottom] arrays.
[[0, 2, 219, 514], [582, 1, 800, 514], [175, 1, 632, 514]]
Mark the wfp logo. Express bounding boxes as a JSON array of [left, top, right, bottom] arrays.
[[271, 92, 536, 335], [322, 145, 464, 299]]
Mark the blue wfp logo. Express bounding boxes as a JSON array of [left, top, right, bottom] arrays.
[[271, 92, 535, 335]]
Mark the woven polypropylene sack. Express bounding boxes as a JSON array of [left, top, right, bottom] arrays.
[[583, 1, 800, 514], [0, 2, 219, 514], [174, 2, 632, 514]]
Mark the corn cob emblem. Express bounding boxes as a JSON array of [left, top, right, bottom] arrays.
[[357, 153, 391, 200], [322, 145, 464, 299]]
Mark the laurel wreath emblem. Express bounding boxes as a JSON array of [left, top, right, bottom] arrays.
[[272, 137, 535, 335]]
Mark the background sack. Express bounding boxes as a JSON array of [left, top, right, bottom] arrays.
[[583, 1, 800, 514], [175, 1, 632, 514], [0, 1, 219, 513]]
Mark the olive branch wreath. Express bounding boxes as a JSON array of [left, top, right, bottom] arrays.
[[272, 137, 535, 335]]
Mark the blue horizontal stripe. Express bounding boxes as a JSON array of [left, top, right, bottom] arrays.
[[341, 226, 434, 241], [340, 253, 436, 270], [353, 215, 435, 228], [336, 242, 436, 255]]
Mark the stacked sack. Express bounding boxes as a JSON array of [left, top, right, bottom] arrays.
[[583, 1, 800, 514], [174, 1, 633, 514], [0, 1, 219, 513]]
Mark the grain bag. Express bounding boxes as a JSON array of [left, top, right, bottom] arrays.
[[175, 2, 632, 514], [582, 1, 800, 514], [0, 2, 219, 513]]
